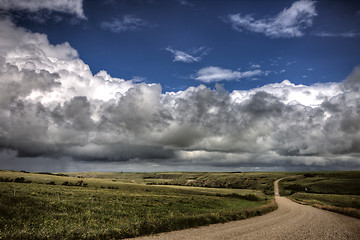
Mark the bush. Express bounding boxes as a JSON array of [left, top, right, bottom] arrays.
[[284, 184, 308, 192], [304, 173, 316, 178], [77, 180, 85, 186], [73, 180, 88, 187], [0, 177, 12, 182], [14, 177, 25, 183], [222, 193, 261, 201]]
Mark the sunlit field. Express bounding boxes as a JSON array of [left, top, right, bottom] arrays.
[[0, 170, 279, 240], [1, 170, 359, 239], [279, 171, 360, 218]]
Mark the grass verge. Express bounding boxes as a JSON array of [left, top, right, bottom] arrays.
[[288, 192, 360, 219]]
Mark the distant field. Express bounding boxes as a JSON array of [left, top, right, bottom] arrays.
[[0, 170, 279, 240], [279, 171, 360, 218], [66, 171, 290, 196]]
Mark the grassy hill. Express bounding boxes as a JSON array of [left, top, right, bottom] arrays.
[[279, 171, 360, 218]]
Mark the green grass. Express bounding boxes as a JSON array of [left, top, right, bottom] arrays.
[[290, 192, 360, 208], [64, 171, 290, 196], [279, 171, 360, 219], [0, 170, 277, 240], [5, 170, 359, 239]]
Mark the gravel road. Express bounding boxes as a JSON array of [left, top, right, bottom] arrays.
[[130, 178, 360, 240]]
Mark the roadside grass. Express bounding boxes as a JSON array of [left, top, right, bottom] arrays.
[[289, 192, 360, 219], [279, 171, 360, 219], [0, 170, 277, 240]]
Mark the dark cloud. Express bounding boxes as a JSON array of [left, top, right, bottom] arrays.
[[67, 143, 176, 162], [0, 0, 86, 19], [64, 96, 94, 131]]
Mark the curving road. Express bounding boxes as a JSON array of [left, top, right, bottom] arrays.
[[131, 178, 360, 240]]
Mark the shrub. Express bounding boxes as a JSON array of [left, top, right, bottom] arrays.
[[0, 177, 12, 182], [223, 193, 261, 201], [304, 173, 316, 178], [14, 177, 25, 183], [284, 184, 307, 192]]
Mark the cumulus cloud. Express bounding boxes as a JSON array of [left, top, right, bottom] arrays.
[[193, 66, 263, 83], [226, 0, 317, 38], [165, 46, 209, 63], [101, 15, 151, 33], [0, 0, 86, 19], [1, 18, 360, 171], [231, 79, 342, 107]]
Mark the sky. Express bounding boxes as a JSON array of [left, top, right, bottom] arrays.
[[0, 0, 360, 172]]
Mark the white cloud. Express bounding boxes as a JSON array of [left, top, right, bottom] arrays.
[[101, 15, 151, 33], [1, 18, 360, 171], [230, 79, 342, 107], [0, 19, 133, 104], [226, 0, 317, 38], [250, 64, 261, 69], [165, 46, 209, 63], [193, 66, 263, 83], [0, 0, 86, 19], [313, 31, 360, 38]]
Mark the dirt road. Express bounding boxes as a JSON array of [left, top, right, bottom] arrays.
[[131, 178, 360, 240]]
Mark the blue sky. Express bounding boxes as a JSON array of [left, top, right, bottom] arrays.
[[1, 0, 360, 172], [15, 0, 360, 92]]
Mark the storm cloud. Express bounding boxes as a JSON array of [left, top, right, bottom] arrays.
[[0, 18, 360, 171]]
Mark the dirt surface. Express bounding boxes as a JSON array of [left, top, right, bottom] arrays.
[[130, 178, 360, 240]]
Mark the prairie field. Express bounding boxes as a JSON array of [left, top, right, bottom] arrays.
[[1, 170, 359, 239], [0, 170, 280, 240], [279, 171, 360, 218]]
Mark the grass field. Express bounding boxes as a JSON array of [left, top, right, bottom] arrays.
[[0, 170, 278, 240], [3, 170, 358, 239], [279, 171, 360, 219], [65, 171, 290, 196]]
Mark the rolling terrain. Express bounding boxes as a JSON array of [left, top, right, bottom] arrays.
[[132, 178, 360, 240], [0, 170, 277, 239], [1, 170, 359, 239], [279, 171, 360, 218]]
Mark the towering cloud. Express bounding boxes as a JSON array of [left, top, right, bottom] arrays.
[[0, 18, 359, 170]]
